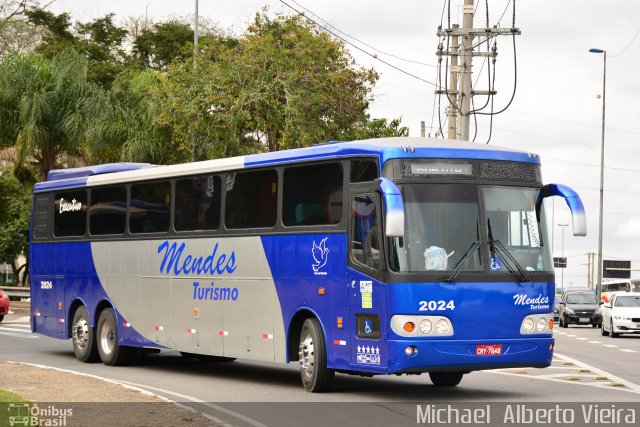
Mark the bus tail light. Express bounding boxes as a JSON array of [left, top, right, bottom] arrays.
[[403, 322, 415, 333]]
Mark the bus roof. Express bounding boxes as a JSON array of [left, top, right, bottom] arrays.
[[35, 137, 540, 192]]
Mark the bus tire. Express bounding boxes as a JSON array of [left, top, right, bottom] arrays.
[[0, 315, 3, 323], [97, 308, 132, 366], [429, 372, 464, 387], [298, 318, 334, 392], [71, 305, 99, 363]]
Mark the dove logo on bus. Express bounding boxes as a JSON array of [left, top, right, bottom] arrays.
[[312, 238, 329, 275]]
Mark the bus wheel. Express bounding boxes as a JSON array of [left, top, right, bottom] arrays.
[[97, 308, 132, 366], [429, 372, 464, 387], [0, 315, 3, 323], [71, 306, 99, 362], [298, 318, 334, 392]]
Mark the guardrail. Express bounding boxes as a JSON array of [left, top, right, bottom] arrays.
[[0, 286, 30, 299]]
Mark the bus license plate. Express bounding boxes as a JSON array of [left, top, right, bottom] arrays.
[[579, 318, 590, 323], [476, 344, 502, 356]]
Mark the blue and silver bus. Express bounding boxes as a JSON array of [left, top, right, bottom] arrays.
[[30, 137, 586, 392]]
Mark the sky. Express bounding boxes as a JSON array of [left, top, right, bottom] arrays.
[[48, 0, 640, 288]]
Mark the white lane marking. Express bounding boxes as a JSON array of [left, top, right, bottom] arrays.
[[0, 325, 32, 333], [115, 379, 266, 427], [0, 331, 38, 339], [4, 361, 264, 427], [604, 344, 618, 348], [557, 332, 567, 335], [488, 352, 640, 395], [620, 349, 637, 353], [588, 341, 601, 344], [577, 337, 588, 340], [566, 334, 576, 337]]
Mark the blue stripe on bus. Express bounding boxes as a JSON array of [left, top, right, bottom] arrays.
[[34, 177, 90, 192]]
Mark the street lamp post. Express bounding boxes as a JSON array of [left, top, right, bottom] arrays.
[[589, 48, 606, 301], [558, 224, 569, 290]]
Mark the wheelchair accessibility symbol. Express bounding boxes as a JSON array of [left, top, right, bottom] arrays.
[[490, 256, 503, 271], [364, 321, 373, 335]]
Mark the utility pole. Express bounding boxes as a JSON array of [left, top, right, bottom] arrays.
[[447, 25, 460, 139], [459, 0, 474, 141], [435, 1, 520, 141]]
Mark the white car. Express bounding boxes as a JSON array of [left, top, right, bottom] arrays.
[[601, 292, 640, 337]]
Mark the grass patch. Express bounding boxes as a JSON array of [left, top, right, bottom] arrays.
[[0, 389, 26, 402]]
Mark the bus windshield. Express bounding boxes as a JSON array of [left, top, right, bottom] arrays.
[[387, 184, 551, 274]]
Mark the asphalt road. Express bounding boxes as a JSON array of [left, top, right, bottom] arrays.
[[1, 306, 639, 426]]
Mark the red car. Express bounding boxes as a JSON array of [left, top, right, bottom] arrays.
[[0, 288, 10, 323]]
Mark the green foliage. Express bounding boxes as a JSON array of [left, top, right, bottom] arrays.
[[0, 166, 32, 285], [154, 12, 379, 161], [0, 49, 107, 181], [340, 115, 409, 140], [88, 69, 173, 164], [25, 8, 130, 88], [132, 20, 195, 70]]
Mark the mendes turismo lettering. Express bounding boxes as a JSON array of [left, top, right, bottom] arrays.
[[157, 241, 239, 301]]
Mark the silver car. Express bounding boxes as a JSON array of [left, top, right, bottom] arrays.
[[601, 292, 640, 337]]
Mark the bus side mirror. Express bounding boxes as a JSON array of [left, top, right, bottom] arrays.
[[536, 184, 587, 237], [378, 177, 404, 237]]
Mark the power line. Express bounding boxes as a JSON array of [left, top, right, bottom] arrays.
[[289, 0, 437, 67], [278, 0, 438, 87], [611, 25, 640, 57]]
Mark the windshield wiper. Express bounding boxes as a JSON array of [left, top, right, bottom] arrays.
[[487, 218, 531, 282], [445, 240, 481, 282]]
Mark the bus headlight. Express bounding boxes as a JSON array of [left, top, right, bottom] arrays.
[[523, 317, 535, 333], [436, 319, 450, 335], [419, 319, 432, 334], [520, 313, 554, 334]]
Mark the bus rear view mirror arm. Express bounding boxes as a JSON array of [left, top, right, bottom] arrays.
[[536, 184, 587, 237], [378, 177, 405, 237]]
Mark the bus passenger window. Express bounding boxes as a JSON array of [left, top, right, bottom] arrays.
[[283, 163, 343, 226], [90, 186, 126, 235], [54, 190, 87, 237], [225, 170, 277, 229], [351, 193, 381, 270], [130, 181, 171, 234], [175, 175, 221, 231], [351, 160, 378, 183]]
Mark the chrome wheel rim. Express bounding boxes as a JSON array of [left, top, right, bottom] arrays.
[[73, 318, 89, 351], [100, 322, 115, 355], [299, 334, 315, 379]]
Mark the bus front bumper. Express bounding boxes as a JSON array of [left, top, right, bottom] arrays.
[[386, 337, 554, 374]]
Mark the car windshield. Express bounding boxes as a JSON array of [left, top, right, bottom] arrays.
[[566, 293, 598, 304], [615, 296, 640, 307]]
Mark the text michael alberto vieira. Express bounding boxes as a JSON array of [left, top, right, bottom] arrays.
[[416, 404, 636, 424]]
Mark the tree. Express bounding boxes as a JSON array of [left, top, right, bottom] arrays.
[[132, 20, 195, 70], [87, 69, 174, 164], [154, 11, 378, 161], [0, 49, 107, 181], [340, 115, 409, 140], [0, 0, 45, 56], [0, 166, 32, 286]]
